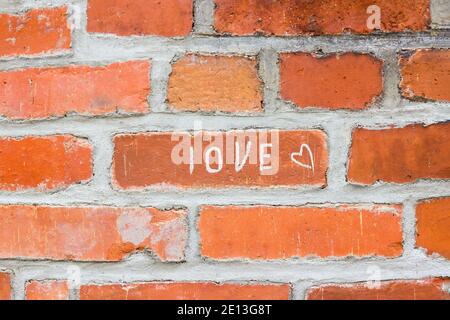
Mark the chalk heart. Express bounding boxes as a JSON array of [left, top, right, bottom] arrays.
[[290, 144, 315, 174]]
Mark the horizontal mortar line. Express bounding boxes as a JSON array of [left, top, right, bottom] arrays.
[[0, 184, 449, 206], [1, 256, 450, 283], [0, 108, 449, 133]]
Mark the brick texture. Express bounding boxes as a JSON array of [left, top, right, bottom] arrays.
[[0, 7, 71, 58], [0, 206, 187, 261], [87, 0, 193, 36], [0, 61, 150, 119], [0, 136, 92, 191], [348, 123, 450, 184], [214, 0, 430, 36], [199, 205, 403, 260], [80, 282, 290, 300], [26, 280, 70, 300], [416, 198, 450, 260], [280, 52, 383, 110], [307, 279, 450, 300], [400, 49, 450, 103], [168, 55, 263, 112], [0, 273, 12, 300]]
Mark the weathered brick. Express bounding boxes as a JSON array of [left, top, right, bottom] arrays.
[[214, 0, 430, 36], [0, 7, 71, 58], [280, 52, 383, 110], [400, 49, 450, 102], [416, 197, 450, 260], [348, 122, 450, 184], [168, 55, 263, 112], [26, 280, 70, 300], [0, 135, 92, 191], [199, 205, 403, 260], [307, 279, 450, 300], [80, 282, 290, 300], [0, 206, 187, 262], [0, 272, 11, 300], [87, 0, 193, 36], [0, 61, 150, 120]]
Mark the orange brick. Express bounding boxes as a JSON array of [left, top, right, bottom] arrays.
[[80, 282, 290, 300], [307, 279, 450, 300], [168, 55, 263, 112], [0, 7, 71, 58], [0, 206, 187, 262], [400, 49, 450, 102], [0, 135, 92, 191], [280, 53, 383, 110], [26, 280, 70, 300], [348, 123, 450, 185], [0, 61, 150, 120], [416, 198, 450, 260], [0, 272, 12, 300], [113, 130, 328, 189], [87, 0, 193, 36], [199, 205, 403, 260], [214, 0, 430, 36]]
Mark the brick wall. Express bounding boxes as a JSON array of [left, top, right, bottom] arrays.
[[0, 0, 449, 300]]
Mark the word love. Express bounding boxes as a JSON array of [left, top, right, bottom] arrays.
[[113, 130, 328, 188], [171, 129, 281, 175]]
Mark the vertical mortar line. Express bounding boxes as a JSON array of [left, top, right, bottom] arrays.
[[11, 269, 26, 300], [69, 0, 88, 55], [185, 204, 202, 262], [380, 48, 402, 110], [149, 53, 177, 113], [193, 0, 215, 35], [322, 120, 354, 191], [258, 48, 280, 114], [402, 199, 418, 257], [88, 130, 115, 192], [292, 280, 314, 300]]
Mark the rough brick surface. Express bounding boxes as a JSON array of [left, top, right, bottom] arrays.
[[168, 55, 263, 112], [87, 0, 193, 36], [400, 49, 450, 102], [280, 52, 383, 110], [0, 273, 11, 300], [348, 123, 450, 184], [416, 198, 450, 260], [0, 206, 187, 262], [26, 281, 70, 300], [0, 135, 92, 191], [80, 282, 290, 300], [0, 61, 150, 120], [214, 0, 430, 36], [113, 130, 328, 189], [0, 7, 71, 58], [307, 279, 450, 300], [199, 205, 403, 260]]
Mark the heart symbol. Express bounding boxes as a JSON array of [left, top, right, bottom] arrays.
[[291, 144, 315, 174]]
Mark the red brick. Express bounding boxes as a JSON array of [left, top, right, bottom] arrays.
[[280, 53, 383, 110], [199, 205, 403, 260], [214, 0, 430, 36], [113, 130, 328, 189], [0, 272, 12, 300], [0, 7, 71, 58], [26, 280, 69, 300], [400, 49, 450, 102], [0, 206, 187, 262], [0, 135, 92, 191], [168, 55, 262, 112], [348, 122, 450, 185], [307, 279, 450, 300], [416, 198, 450, 260], [0, 61, 150, 120], [87, 0, 193, 37], [80, 282, 290, 300]]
